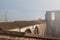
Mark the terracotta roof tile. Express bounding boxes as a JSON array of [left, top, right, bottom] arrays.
[[0, 20, 44, 30]]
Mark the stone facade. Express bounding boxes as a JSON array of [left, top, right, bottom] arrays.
[[45, 10, 60, 37]]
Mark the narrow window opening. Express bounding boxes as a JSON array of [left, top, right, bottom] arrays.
[[51, 12, 55, 20]]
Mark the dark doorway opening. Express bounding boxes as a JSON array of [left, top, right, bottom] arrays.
[[34, 26, 39, 35], [25, 29, 32, 33]]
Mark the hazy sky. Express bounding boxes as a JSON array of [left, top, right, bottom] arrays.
[[0, 0, 60, 22]]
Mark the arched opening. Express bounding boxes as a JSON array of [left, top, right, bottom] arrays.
[[25, 29, 32, 33], [34, 26, 39, 35]]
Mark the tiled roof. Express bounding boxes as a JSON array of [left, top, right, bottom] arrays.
[[14, 21, 42, 28], [0, 20, 45, 30]]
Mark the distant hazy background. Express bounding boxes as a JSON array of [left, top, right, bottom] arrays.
[[0, 0, 60, 22]]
